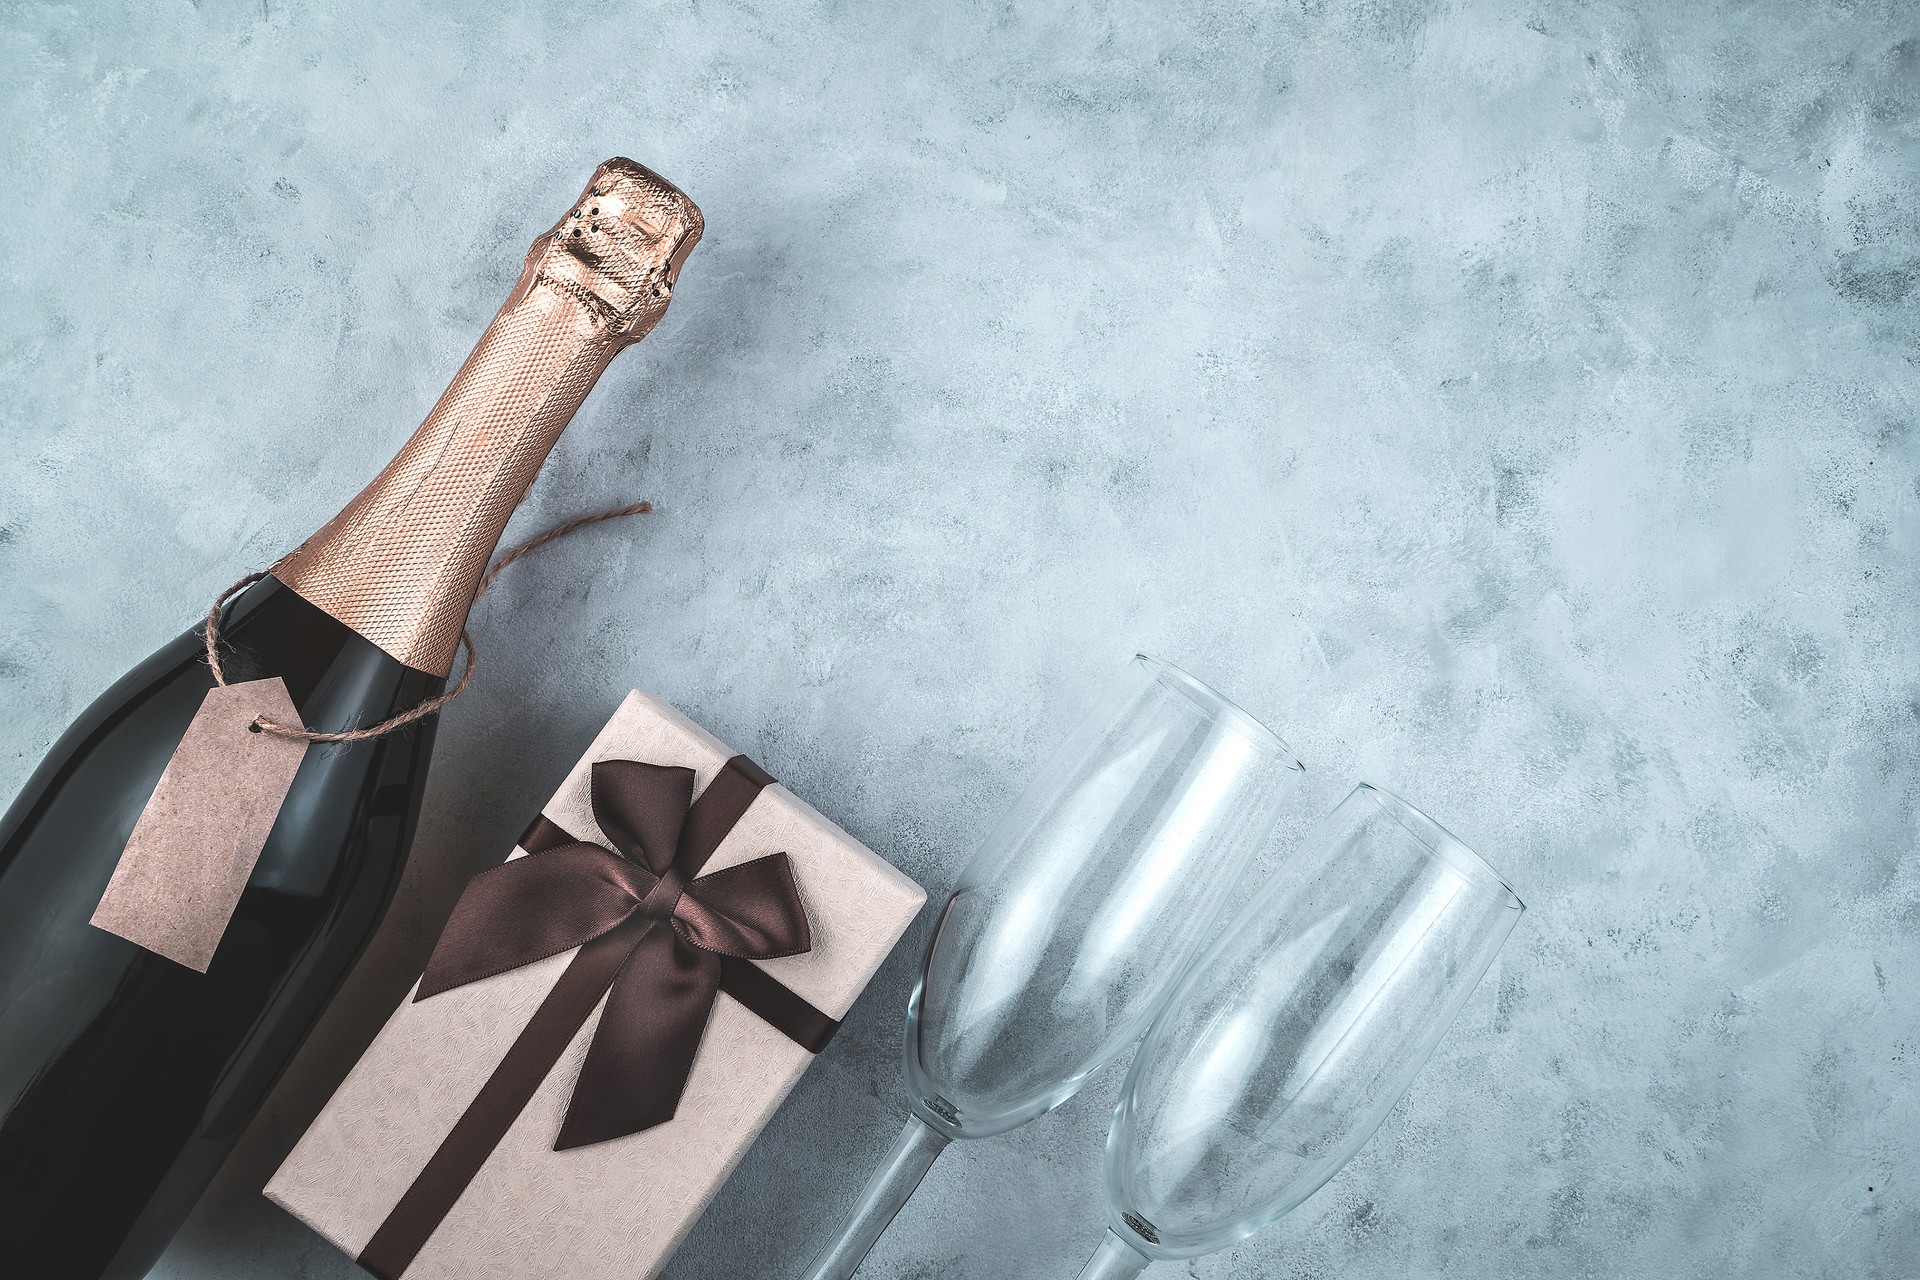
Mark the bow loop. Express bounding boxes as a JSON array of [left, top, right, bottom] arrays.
[[415, 754, 828, 1149], [416, 842, 651, 1000], [589, 759, 693, 873], [670, 853, 812, 960]]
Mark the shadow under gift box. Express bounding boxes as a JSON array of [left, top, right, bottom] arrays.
[[265, 691, 926, 1279]]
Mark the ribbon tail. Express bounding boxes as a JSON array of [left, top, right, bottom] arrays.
[[554, 926, 722, 1150]]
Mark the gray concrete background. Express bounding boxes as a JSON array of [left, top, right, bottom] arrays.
[[4, 1, 1918, 1276]]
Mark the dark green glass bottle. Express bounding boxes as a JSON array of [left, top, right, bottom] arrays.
[[0, 156, 702, 1278]]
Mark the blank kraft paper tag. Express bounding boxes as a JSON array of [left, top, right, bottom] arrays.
[[91, 677, 309, 972]]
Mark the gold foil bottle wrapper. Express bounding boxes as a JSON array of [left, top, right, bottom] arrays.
[[272, 159, 703, 677]]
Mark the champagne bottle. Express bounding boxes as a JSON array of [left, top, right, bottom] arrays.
[[0, 158, 702, 1279]]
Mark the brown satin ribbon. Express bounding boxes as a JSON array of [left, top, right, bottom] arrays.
[[357, 755, 839, 1279]]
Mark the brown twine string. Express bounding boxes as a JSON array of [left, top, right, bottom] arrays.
[[203, 501, 653, 743]]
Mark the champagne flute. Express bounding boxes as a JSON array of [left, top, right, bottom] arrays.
[[1075, 783, 1523, 1278], [805, 655, 1305, 1279]]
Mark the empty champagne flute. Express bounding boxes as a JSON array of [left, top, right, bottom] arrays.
[[1075, 783, 1523, 1278], [805, 655, 1305, 1279]]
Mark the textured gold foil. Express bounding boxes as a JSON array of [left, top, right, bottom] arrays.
[[272, 159, 702, 676]]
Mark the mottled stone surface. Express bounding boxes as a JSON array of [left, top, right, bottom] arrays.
[[3, 2, 1917, 1277]]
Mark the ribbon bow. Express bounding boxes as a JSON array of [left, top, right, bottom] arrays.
[[415, 757, 816, 1149]]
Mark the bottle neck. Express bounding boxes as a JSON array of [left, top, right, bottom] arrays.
[[271, 158, 702, 678], [272, 280, 618, 677]]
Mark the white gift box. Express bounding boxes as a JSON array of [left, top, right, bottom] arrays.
[[266, 690, 925, 1278]]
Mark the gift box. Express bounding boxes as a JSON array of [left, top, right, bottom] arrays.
[[266, 691, 926, 1279]]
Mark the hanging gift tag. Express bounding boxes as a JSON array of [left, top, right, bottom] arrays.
[[91, 677, 309, 972]]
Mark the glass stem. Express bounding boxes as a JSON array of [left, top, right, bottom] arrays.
[[803, 1114, 951, 1280], [1075, 1228, 1153, 1279]]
